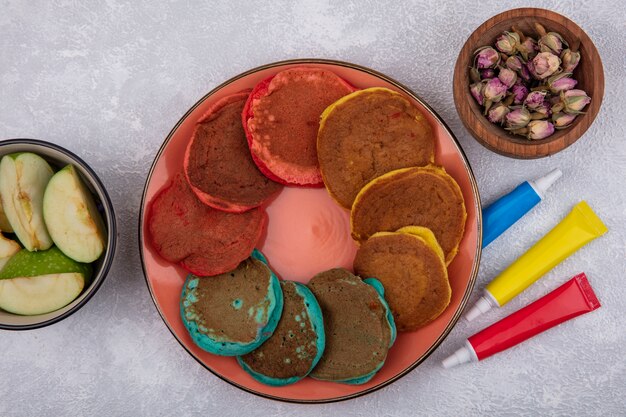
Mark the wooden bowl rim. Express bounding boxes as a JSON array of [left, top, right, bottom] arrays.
[[453, 7, 604, 159]]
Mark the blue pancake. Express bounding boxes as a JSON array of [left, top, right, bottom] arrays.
[[307, 268, 396, 384], [237, 281, 325, 386], [180, 249, 283, 356]]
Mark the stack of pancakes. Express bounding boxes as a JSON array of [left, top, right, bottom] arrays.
[[149, 92, 282, 277], [148, 68, 467, 387], [318, 88, 467, 332]]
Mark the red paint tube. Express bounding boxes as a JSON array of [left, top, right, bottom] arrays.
[[442, 273, 600, 368]]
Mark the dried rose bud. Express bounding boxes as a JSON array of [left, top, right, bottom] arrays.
[[482, 78, 508, 114], [539, 32, 568, 55], [551, 102, 564, 114], [525, 91, 548, 110], [474, 46, 501, 69], [498, 67, 517, 88], [496, 31, 520, 55], [503, 93, 515, 107], [505, 107, 531, 130], [527, 52, 561, 80], [519, 63, 532, 82], [484, 78, 508, 102], [506, 55, 524, 72], [552, 112, 577, 129], [547, 72, 577, 93], [531, 102, 552, 119], [470, 82, 485, 106], [511, 83, 529, 104], [518, 37, 538, 60], [527, 120, 555, 139], [480, 68, 496, 79], [487, 102, 511, 124], [561, 49, 581, 72], [562, 89, 591, 114], [470, 67, 481, 83]]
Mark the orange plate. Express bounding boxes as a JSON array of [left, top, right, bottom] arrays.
[[139, 59, 482, 403]]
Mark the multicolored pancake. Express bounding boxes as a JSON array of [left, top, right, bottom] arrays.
[[242, 67, 355, 186], [180, 250, 283, 356], [351, 166, 466, 265], [184, 91, 282, 213], [147, 172, 265, 276], [354, 226, 451, 331], [307, 268, 396, 384], [237, 281, 325, 386], [318, 87, 435, 209]]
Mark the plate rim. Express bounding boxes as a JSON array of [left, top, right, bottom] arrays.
[[138, 58, 483, 404]]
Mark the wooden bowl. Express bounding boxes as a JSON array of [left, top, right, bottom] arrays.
[[453, 8, 604, 159]]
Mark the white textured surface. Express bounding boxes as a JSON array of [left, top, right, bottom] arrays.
[[1, 1, 625, 415]]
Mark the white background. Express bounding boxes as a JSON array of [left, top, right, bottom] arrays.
[[1, 1, 625, 415]]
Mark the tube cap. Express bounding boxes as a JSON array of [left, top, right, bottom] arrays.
[[464, 295, 494, 322], [530, 168, 562, 199], [442, 345, 474, 369]]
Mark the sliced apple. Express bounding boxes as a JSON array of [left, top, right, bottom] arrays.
[[43, 165, 107, 263], [0, 246, 92, 315], [0, 197, 13, 232], [0, 273, 85, 315], [0, 233, 21, 271], [0, 153, 54, 251]]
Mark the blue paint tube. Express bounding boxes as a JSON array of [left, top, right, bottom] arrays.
[[482, 169, 562, 248]]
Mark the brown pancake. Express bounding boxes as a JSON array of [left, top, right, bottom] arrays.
[[308, 268, 392, 383], [317, 87, 435, 209], [351, 166, 466, 265], [354, 227, 451, 331], [238, 281, 324, 385], [180, 250, 283, 356], [147, 172, 266, 276], [183, 259, 272, 344], [184, 91, 282, 213]]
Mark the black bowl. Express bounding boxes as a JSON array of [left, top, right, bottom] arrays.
[[0, 139, 117, 330]]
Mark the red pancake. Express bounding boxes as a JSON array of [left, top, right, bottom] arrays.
[[184, 91, 282, 213], [147, 172, 266, 276], [242, 67, 355, 186]]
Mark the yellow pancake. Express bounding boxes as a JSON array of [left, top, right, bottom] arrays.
[[317, 87, 435, 209], [353, 227, 451, 331], [351, 165, 466, 265]]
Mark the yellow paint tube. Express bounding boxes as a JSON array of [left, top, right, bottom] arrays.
[[465, 201, 607, 321]]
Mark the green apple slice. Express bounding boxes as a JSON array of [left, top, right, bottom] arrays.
[[0, 246, 92, 315], [0, 273, 85, 315], [0, 246, 92, 279], [43, 165, 107, 263], [0, 233, 21, 271], [0, 153, 54, 251]]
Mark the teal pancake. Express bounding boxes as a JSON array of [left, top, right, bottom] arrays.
[[180, 249, 283, 356], [307, 268, 396, 384], [237, 281, 325, 386]]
